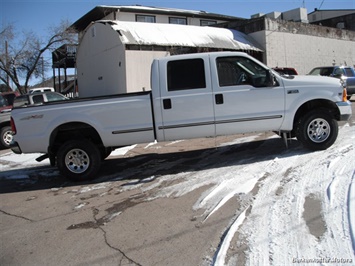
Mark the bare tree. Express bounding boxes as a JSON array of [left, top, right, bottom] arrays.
[[0, 20, 77, 94]]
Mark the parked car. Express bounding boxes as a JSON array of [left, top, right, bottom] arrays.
[[1, 92, 67, 149], [13, 91, 68, 107], [272, 67, 298, 76], [0, 112, 12, 149], [308, 66, 355, 99], [0, 91, 20, 113]]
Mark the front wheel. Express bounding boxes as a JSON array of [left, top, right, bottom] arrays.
[[295, 109, 338, 151], [57, 140, 101, 181]]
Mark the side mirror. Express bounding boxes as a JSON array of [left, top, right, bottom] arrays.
[[333, 73, 343, 78], [266, 70, 278, 87]]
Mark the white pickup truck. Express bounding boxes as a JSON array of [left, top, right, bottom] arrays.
[[11, 52, 352, 181]]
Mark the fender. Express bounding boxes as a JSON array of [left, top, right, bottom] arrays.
[[279, 76, 343, 130]]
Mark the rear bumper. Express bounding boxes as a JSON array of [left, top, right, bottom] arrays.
[[336, 101, 352, 121], [10, 141, 22, 154]]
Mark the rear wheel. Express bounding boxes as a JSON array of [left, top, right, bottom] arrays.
[[0, 126, 13, 149], [57, 140, 101, 181], [295, 109, 338, 150]]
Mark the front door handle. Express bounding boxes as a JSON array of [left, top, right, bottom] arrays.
[[163, 99, 172, 109], [215, 94, 224, 105]]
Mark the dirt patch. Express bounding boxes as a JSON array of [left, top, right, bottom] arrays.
[[303, 194, 327, 239]]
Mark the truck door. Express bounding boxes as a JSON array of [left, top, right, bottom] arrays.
[[211, 55, 285, 136], [154, 57, 215, 141]]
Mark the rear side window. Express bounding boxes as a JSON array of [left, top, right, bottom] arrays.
[[32, 95, 44, 104], [167, 59, 206, 91]]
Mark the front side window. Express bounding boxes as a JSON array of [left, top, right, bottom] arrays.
[[169, 17, 187, 25], [334, 68, 344, 76], [167, 59, 206, 91], [46, 93, 65, 102], [136, 15, 156, 23], [216, 56, 272, 88]]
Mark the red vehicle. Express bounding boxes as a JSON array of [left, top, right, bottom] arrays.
[[0, 91, 20, 113], [272, 67, 298, 76]]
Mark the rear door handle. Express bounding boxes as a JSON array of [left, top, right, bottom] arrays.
[[215, 94, 224, 105], [163, 99, 172, 109]]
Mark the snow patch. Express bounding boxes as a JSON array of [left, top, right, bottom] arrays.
[[213, 207, 248, 266], [110, 144, 137, 156]]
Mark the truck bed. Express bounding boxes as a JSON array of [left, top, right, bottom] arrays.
[[11, 91, 156, 153]]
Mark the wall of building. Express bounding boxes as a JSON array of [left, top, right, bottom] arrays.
[[76, 23, 127, 97], [125, 50, 169, 93], [248, 18, 355, 74], [308, 10, 355, 23]]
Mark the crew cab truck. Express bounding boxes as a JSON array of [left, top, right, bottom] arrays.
[[10, 52, 352, 181]]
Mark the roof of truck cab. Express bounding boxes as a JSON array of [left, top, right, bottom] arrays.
[[94, 20, 263, 52]]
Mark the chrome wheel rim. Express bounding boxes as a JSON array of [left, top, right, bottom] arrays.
[[307, 118, 330, 143], [65, 148, 90, 173], [3, 130, 13, 146]]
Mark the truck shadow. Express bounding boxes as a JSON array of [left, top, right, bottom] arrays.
[[0, 137, 307, 194]]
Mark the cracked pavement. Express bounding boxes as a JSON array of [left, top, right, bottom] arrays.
[[0, 135, 244, 266]]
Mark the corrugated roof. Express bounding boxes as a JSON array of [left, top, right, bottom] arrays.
[[98, 21, 263, 52]]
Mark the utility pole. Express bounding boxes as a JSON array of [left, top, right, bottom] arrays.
[[5, 40, 9, 86]]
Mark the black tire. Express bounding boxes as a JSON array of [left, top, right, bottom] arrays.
[[57, 140, 101, 182], [0, 126, 13, 149], [100, 147, 112, 160], [295, 109, 338, 151]]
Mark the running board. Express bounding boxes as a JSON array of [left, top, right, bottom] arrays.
[[36, 154, 49, 162]]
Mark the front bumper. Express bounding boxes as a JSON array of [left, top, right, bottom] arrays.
[[336, 101, 352, 121]]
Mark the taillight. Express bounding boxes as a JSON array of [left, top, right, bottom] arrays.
[[10, 117, 16, 134], [343, 88, 348, 102]]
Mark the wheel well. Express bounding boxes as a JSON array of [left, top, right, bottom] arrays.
[[0, 121, 11, 129], [292, 99, 340, 131], [49, 122, 103, 156]]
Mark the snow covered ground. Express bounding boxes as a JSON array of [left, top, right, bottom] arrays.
[[0, 123, 354, 265]]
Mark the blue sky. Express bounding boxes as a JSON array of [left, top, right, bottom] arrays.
[[1, 0, 354, 85], [1, 0, 354, 34]]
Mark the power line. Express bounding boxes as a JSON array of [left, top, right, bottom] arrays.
[[319, 0, 325, 9]]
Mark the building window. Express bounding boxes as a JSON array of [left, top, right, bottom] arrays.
[[169, 17, 187, 25], [136, 15, 156, 23], [200, 20, 217, 26], [167, 59, 206, 91]]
